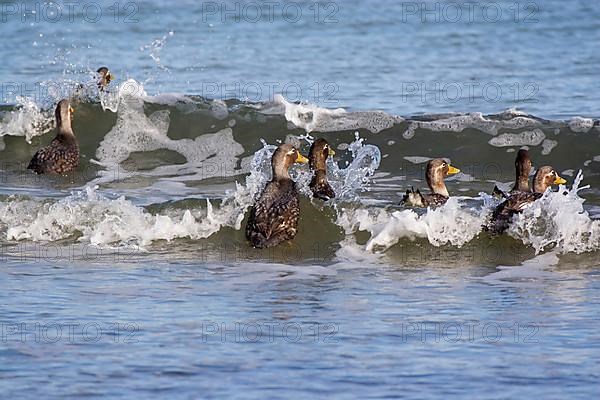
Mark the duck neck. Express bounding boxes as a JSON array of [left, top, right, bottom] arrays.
[[533, 179, 548, 194], [514, 174, 530, 192], [429, 181, 449, 197], [427, 171, 449, 197], [273, 164, 291, 181], [310, 155, 326, 172], [57, 117, 75, 139]]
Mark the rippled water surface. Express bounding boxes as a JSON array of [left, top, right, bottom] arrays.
[[1, 0, 600, 398]]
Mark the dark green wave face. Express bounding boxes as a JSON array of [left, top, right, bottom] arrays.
[[1, 92, 600, 262]]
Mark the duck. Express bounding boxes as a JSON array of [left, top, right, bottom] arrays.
[[309, 138, 336, 201], [27, 99, 79, 175], [492, 149, 533, 198], [488, 166, 566, 234], [246, 144, 309, 248], [402, 158, 460, 207], [96, 67, 114, 91]]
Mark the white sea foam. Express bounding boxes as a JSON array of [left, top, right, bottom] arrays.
[[541, 139, 558, 155], [568, 117, 595, 133], [402, 112, 540, 139], [268, 94, 401, 133], [488, 128, 546, 147], [335, 197, 489, 253], [92, 79, 248, 186], [0, 96, 53, 143]]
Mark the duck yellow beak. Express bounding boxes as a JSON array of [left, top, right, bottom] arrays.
[[328, 148, 336, 157], [447, 165, 460, 175], [106, 73, 113, 83], [554, 175, 566, 185], [69, 106, 75, 117], [296, 153, 309, 164]]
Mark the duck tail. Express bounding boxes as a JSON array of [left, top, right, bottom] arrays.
[[492, 185, 507, 199], [402, 187, 426, 207], [401, 187, 416, 205]]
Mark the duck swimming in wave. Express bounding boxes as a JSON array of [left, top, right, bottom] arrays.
[[488, 166, 566, 234], [27, 99, 79, 175], [492, 149, 533, 198], [402, 158, 460, 207], [96, 67, 114, 91], [309, 138, 336, 201], [246, 144, 309, 248]]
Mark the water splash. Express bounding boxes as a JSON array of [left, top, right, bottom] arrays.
[[510, 171, 600, 254]]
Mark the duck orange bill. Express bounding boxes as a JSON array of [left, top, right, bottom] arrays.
[[296, 153, 309, 164], [107, 73, 114, 83], [69, 106, 75, 116], [447, 165, 460, 175], [554, 175, 566, 185]]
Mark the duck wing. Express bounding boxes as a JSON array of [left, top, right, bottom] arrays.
[[488, 191, 541, 234], [246, 179, 300, 248], [421, 193, 449, 207], [27, 137, 79, 175], [492, 185, 508, 199]]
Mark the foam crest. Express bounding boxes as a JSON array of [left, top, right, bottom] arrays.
[[568, 117, 595, 133], [488, 128, 546, 147], [336, 197, 487, 253], [268, 94, 401, 133], [0, 96, 53, 143], [402, 112, 540, 139], [93, 80, 246, 185]]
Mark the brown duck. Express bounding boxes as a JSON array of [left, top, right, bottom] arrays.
[[96, 67, 114, 91], [492, 149, 533, 198], [402, 158, 460, 207], [488, 166, 566, 234], [246, 144, 309, 248], [27, 99, 79, 175], [309, 138, 336, 201]]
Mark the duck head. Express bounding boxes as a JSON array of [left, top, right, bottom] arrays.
[[272, 143, 309, 180], [309, 138, 335, 171], [97, 67, 114, 90], [55, 99, 74, 135], [426, 158, 460, 197], [533, 166, 566, 193], [514, 149, 533, 191]]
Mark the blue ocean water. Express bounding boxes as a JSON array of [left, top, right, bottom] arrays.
[[1, 0, 599, 118], [1, 0, 600, 398]]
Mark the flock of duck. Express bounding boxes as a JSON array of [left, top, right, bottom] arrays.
[[25, 67, 567, 249]]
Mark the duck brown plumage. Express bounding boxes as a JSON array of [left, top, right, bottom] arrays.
[[402, 158, 460, 207], [246, 144, 309, 248], [96, 67, 113, 91], [27, 100, 79, 175], [493, 149, 533, 198], [309, 138, 336, 201], [488, 166, 566, 234]]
